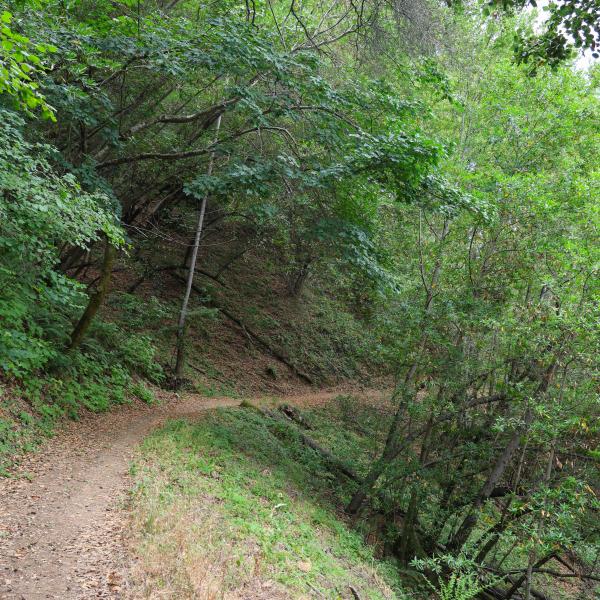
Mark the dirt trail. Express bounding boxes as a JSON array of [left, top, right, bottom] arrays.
[[0, 390, 348, 600]]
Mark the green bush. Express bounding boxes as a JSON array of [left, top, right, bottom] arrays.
[[81, 321, 165, 384], [0, 108, 122, 377], [0, 316, 164, 470], [130, 381, 156, 405]]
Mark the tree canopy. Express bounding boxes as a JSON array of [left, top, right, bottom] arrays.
[[0, 1, 598, 598]]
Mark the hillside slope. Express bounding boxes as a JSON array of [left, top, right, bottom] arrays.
[[0, 390, 402, 600]]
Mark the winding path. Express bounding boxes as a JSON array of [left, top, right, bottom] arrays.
[[0, 390, 349, 599], [0, 394, 243, 599]]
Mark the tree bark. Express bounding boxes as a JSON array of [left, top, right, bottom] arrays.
[[448, 404, 533, 551], [173, 115, 222, 384], [449, 362, 556, 551], [68, 238, 116, 350], [504, 553, 556, 599]]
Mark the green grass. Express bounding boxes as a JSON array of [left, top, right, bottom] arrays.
[[193, 381, 242, 399], [128, 405, 408, 599]]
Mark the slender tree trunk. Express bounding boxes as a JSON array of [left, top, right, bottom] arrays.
[[504, 552, 555, 599], [524, 439, 556, 599], [346, 219, 450, 515], [448, 404, 533, 551], [397, 487, 422, 563], [396, 415, 433, 563], [68, 237, 116, 349], [449, 362, 556, 551], [174, 114, 222, 383], [474, 504, 514, 564], [346, 380, 412, 513]]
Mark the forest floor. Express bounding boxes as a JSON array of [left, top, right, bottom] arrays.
[[0, 388, 355, 600]]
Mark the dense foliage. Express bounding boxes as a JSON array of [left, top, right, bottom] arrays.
[[0, 0, 598, 597]]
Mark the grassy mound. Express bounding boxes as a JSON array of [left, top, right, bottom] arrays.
[[127, 405, 407, 599]]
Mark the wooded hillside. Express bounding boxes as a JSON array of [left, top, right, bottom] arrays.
[[0, 1, 598, 598]]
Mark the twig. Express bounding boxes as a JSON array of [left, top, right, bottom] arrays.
[[349, 585, 362, 600]]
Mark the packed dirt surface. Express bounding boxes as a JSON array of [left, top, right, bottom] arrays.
[[0, 388, 366, 599]]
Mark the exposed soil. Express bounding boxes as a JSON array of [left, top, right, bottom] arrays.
[[0, 388, 374, 599]]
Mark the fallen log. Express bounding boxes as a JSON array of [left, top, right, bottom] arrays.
[[218, 307, 315, 385], [485, 577, 552, 600], [252, 405, 359, 481], [279, 403, 314, 429], [170, 272, 315, 385]]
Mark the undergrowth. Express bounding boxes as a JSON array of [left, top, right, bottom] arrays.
[[218, 279, 386, 385], [0, 320, 163, 474]]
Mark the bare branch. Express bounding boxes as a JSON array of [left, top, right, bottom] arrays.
[[96, 125, 300, 169]]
